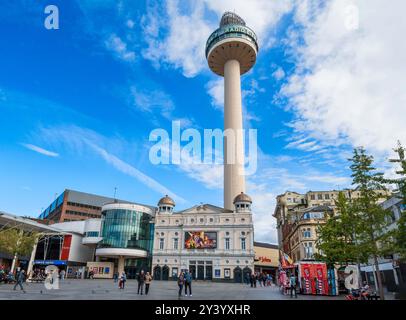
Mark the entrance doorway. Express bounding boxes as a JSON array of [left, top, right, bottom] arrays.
[[153, 266, 162, 280], [206, 266, 213, 280], [124, 266, 137, 279], [162, 265, 169, 280], [197, 265, 205, 280], [234, 267, 242, 283], [189, 265, 196, 279]]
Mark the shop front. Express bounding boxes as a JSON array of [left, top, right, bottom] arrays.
[[253, 242, 279, 282]]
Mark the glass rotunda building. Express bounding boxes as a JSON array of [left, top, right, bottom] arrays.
[[95, 202, 155, 278]]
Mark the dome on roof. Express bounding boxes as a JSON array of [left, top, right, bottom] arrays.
[[233, 192, 252, 204], [220, 11, 246, 27], [158, 195, 175, 207]]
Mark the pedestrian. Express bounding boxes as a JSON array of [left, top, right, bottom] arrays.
[[290, 274, 297, 298], [262, 273, 267, 287], [250, 272, 255, 288], [60, 269, 65, 281], [113, 272, 118, 283], [119, 271, 127, 289], [144, 272, 152, 295], [184, 270, 193, 297], [177, 272, 185, 298], [13, 269, 26, 293], [244, 272, 250, 285], [137, 270, 145, 295]]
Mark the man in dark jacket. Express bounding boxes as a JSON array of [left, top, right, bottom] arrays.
[[137, 270, 146, 295], [184, 270, 193, 297], [13, 269, 26, 293]]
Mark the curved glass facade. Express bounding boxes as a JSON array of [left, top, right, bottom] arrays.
[[205, 24, 258, 57], [98, 208, 154, 253]]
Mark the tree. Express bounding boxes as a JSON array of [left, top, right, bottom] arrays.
[[0, 228, 38, 271], [316, 192, 367, 266], [349, 147, 393, 300], [386, 142, 406, 261]]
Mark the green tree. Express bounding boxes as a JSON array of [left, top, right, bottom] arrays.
[[0, 228, 38, 270], [386, 142, 406, 261], [349, 147, 393, 300], [316, 192, 369, 266]]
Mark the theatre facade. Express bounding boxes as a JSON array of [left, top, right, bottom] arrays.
[[152, 194, 255, 282]]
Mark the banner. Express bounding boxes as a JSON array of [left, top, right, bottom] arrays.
[[184, 231, 217, 249]]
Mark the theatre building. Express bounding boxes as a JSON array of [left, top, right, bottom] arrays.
[[152, 194, 255, 282]]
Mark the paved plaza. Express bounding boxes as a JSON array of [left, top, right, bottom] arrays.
[[0, 280, 344, 300]]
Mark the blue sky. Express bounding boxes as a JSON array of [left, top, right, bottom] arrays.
[[1, 0, 405, 243]]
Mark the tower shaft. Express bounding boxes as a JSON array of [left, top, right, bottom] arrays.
[[224, 59, 245, 210]]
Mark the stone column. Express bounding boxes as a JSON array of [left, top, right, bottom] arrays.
[[224, 59, 245, 210], [118, 256, 125, 275]]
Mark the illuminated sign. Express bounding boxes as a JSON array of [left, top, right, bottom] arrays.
[[184, 231, 217, 249]]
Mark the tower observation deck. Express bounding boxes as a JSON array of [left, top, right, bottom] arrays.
[[206, 12, 259, 210]]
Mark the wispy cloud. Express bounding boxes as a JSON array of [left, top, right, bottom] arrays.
[[105, 33, 136, 62], [35, 125, 186, 203], [21, 143, 59, 157], [282, 0, 406, 156]]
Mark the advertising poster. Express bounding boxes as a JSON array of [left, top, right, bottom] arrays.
[[314, 263, 328, 295], [300, 264, 314, 294], [184, 231, 217, 249]]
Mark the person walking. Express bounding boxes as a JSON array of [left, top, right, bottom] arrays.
[[137, 270, 146, 295], [250, 272, 255, 288], [184, 270, 193, 297], [144, 272, 152, 295], [119, 271, 127, 290], [113, 272, 118, 283], [262, 273, 267, 287], [13, 269, 26, 293], [290, 274, 297, 298], [60, 269, 65, 281], [177, 272, 185, 298]]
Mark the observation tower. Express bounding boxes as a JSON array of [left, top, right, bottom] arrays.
[[205, 12, 259, 210]]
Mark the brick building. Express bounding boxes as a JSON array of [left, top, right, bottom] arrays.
[[38, 189, 134, 224]]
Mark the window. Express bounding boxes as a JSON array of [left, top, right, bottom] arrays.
[[85, 231, 99, 237], [225, 238, 230, 250], [310, 194, 315, 200], [173, 238, 178, 250], [304, 242, 314, 259], [159, 238, 164, 250], [303, 228, 311, 238], [318, 194, 323, 200], [324, 194, 330, 200], [241, 238, 246, 251]]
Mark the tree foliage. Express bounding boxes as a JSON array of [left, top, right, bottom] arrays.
[[315, 192, 367, 265], [386, 141, 406, 261], [0, 228, 38, 258]]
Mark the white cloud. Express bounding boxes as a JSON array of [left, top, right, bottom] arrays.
[[142, 0, 213, 77], [36, 126, 185, 203], [105, 33, 135, 62], [281, 0, 406, 157], [21, 143, 59, 157], [206, 79, 224, 110], [131, 86, 174, 118], [142, 0, 292, 77], [272, 67, 285, 81]]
